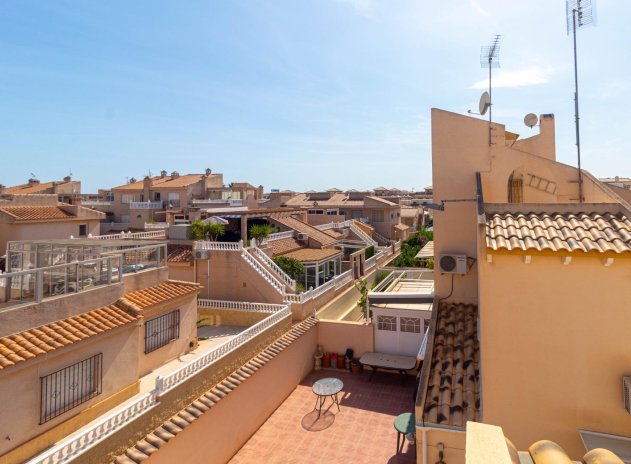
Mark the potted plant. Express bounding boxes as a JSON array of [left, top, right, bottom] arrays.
[[338, 352, 347, 370]]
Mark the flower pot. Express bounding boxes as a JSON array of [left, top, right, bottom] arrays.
[[331, 353, 338, 369], [323, 353, 331, 369], [338, 354, 347, 369], [351, 362, 361, 374]]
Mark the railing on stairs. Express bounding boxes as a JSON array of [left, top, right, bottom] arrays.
[[240, 249, 285, 295], [350, 222, 378, 246], [249, 247, 296, 291]]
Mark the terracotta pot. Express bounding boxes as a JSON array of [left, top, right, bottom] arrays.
[[323, 353, 331, 368], [331, 353, 338, 369], [351, 362, 361, 374], [338, 354, 347, 369]]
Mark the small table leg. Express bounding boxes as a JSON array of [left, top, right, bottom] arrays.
[[397, 431, 401, 454], [368, 366, 377, 381]]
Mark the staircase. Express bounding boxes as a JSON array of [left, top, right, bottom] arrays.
[[248, 247, 297, 292], [350, 221, 378, 247], [240, 249, 285, 296]]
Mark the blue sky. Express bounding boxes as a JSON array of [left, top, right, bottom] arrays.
[[0, 0, 628, 192]]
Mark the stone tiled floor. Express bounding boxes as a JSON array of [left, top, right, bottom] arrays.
[[229, 369, 417, 464]]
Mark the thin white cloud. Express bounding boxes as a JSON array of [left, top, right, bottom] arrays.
[[468, 0, 498, 26], [335, 0, 375, 17], [469, 66, 555, 89]]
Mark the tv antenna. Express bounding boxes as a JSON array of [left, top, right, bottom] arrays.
[[566, 0, 595, 203], [524, 113, 538, 129], [480, 34, 503, 146]]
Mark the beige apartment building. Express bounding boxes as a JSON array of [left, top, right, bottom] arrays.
[[0, 195, 103, 256], [262, 189, 407, 242], [0, 238, 200, 464], [0, 176, 81, 204], [415, 108, 631, 462], [108, 169, 264, 230]]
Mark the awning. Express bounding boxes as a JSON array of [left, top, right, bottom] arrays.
[[415, 241, 434, 259]]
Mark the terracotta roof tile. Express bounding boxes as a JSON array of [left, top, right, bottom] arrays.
[[267, 237, 304, 256], [271, 216, 338, 247], [0, 206, 74, 221], [0, 306, 139, 371], [4, 181, 57, 194], [167, 245, 193, 263], [486, 211, 631, 254], [120, 280, 201, 310], [422, 302, 480, 428], [278, 247, 342, 263]]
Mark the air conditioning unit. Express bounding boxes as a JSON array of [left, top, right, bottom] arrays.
[[438, 254, 468, 275], [297, 233, 309, 241], [194, 250, 209, 260], [623, 376, 631, 414]]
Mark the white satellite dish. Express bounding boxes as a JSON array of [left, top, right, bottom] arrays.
[[524, 113, 538, 128], [479, 92, 491, 116]]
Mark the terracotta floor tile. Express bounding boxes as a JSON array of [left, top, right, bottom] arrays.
[[229, 370, 416, 464]]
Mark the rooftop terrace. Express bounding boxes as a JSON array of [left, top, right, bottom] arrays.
[[230, 369, 416, 464]]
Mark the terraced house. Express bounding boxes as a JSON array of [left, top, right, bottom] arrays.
[[414, 108, 631, 462]]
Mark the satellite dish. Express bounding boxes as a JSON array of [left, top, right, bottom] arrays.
[[524, 113, 538, 128], [479, 92, 491, 116]]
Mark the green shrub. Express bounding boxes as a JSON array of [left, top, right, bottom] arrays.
[[249, 223, 274, 242], [273, 256, 305, 281], [365, 245, 375, 259]]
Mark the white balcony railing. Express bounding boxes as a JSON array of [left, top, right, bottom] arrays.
[[315, 220, 353, 231], [80, 200, 113, 206], [198, 299, 288, 313], [156, 304, 291, 394], [191, 199, 244, 206], [90, 230, 166, 240], [194, 240, 243, 251], [264, 230, 295, 242], [24, 392, 158, 464], [144, 222, 169, 229], [283, 269, 353, 304], [129, 201, 163, 209], [240, 250, 285, 295], [249, 247, 296, 290]]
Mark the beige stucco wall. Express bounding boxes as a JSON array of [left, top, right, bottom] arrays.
[[167, 262, 194, 283], [0, 324, 140, 459], [138, 324, 317, 464], [431, 108, 618, 302], [197, 308, 267, 327], [317, 320, 374, 358], [194, 252, 284, 304], [138, 295, 198, 377], [0, 220, 101, 255], [478, 251, 631, 458]]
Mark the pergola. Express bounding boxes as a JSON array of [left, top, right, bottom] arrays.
[[205, 208, 303, 240]]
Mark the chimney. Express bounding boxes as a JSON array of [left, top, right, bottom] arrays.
[[63, 175, 71, 182], [0, 184, 5, 195], [129, 177, 137, 184], [28, 178, 40, 186], [171, 171, 180, 179], [615, 176, 620, 182], [205, 168, 212, 176], [161, 170, 167, 178]]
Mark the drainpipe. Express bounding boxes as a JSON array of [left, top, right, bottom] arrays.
[[422, 427, 427, 464]]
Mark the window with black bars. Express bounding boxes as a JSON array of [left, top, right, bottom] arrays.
[[144, 310, 180, 354], [40, 353, 102, 424]]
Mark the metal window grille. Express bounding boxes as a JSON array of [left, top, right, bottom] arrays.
[[400, 317, 421, 334], [377, 315, 397, 331], [144, 310, 180, 354], [40, 353, 103, 424]]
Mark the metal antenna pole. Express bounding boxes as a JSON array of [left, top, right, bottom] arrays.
[[488, 56, 492, 146], [573, 9, 583, 203], [480, 35, 502, 146], [566, 0, 594, 203]]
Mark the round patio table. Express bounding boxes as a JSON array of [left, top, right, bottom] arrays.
[[312, 377, 343, 418], [394, 412, 415, 454]]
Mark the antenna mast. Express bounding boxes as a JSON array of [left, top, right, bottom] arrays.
[[566, 0, 594, 203], [480, 35, 502, 146]]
